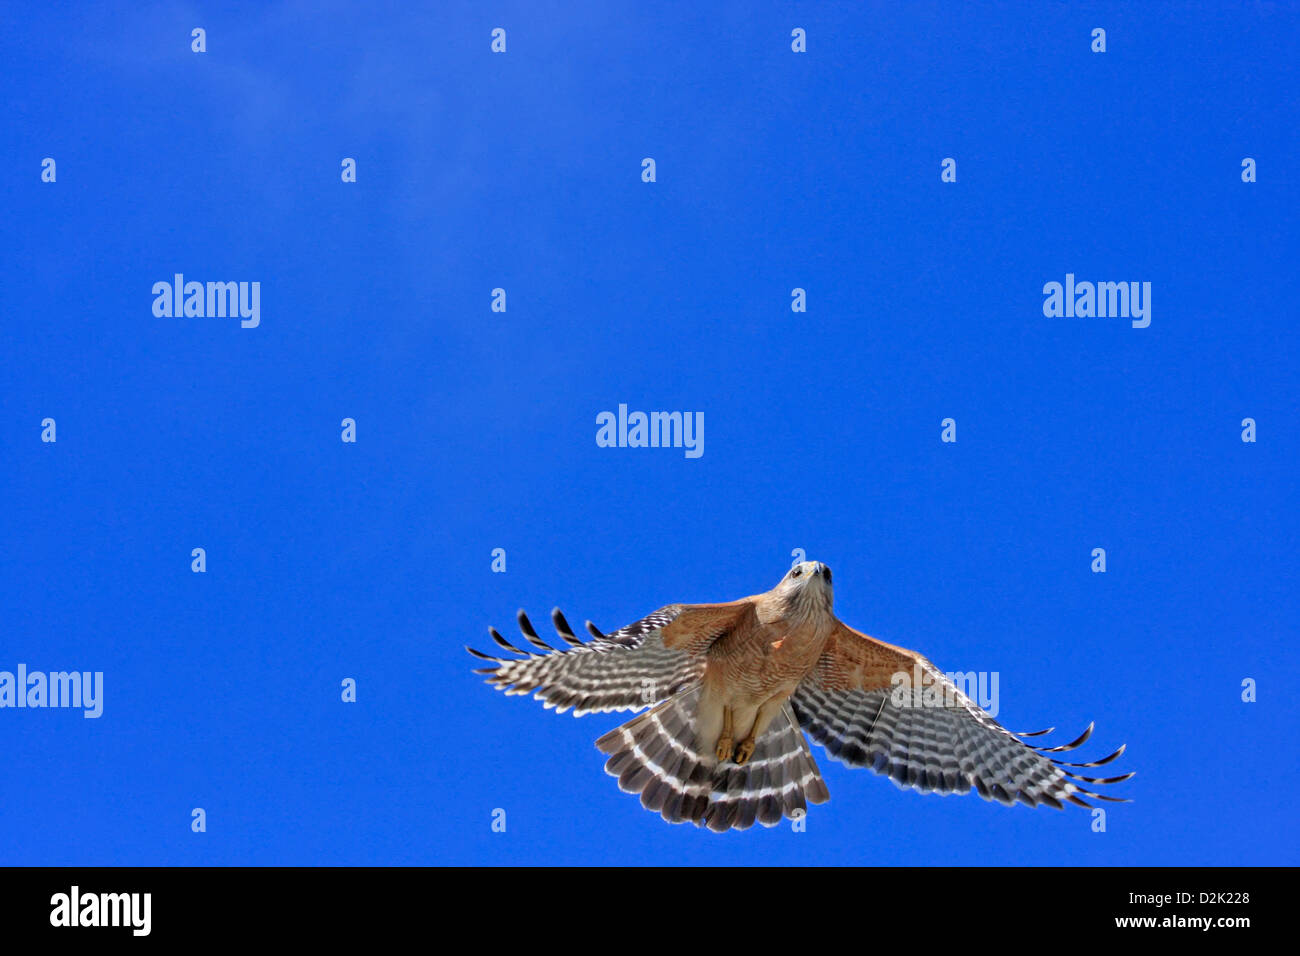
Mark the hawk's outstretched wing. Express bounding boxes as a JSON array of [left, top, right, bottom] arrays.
[[790, 621, 1133, 809], [467, 600, 755, 716]]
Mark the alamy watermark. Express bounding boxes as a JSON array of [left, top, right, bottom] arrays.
[[0, 664, 103, 718], [596, 404, 703, 459], [50, 886, 150, 936], [1042, 273, 1151, 328], [890, 663, 1000, 717], [152, 274, 260, 328]]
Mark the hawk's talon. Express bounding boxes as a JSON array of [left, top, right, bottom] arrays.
[[733, 739, 756, 765]]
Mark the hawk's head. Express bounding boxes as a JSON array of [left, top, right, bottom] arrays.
[[774, 561, 834, 619]]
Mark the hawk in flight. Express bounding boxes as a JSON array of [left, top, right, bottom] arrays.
[[468, 562, 1132, 832]]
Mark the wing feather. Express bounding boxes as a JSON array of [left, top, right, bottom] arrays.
[[791, 621, 1132, 809], [468, 600, 755, 715]]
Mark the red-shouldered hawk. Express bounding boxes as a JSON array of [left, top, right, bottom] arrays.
[[468, 562, 1132, 831]]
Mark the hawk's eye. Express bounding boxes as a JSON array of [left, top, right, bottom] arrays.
[[791, 567, 802, 578], [823, 567, 831, 584]]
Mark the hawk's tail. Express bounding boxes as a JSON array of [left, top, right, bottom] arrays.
[[595, 687, 830, 832]]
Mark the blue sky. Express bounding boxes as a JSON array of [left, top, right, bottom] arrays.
[[1, 1, 1296, 865]]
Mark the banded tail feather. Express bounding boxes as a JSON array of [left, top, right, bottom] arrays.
[[595, 687, 829, 832]]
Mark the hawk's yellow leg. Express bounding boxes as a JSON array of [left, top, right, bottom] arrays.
[[715, 706, 734, 761], [733, 698, 785, 766]]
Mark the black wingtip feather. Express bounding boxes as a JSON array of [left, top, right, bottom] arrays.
[[1016, 726, 1056, 738], [1053, 742, 1127, 769], [517, 620, 557, 652], [489, 626, 529, 655], [551, 608, 578, 640], [516, 610, 540, 639], [1034, 721, 1095, 753], [1061, 770, 1136, 786]]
